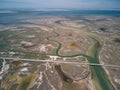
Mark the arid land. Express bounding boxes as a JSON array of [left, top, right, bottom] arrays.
[[0, 13, 120, 90]]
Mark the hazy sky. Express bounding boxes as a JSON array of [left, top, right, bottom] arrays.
[[0, 0, 120, 10]]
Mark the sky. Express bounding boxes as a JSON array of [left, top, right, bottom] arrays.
[[0, 0, 120, 10]]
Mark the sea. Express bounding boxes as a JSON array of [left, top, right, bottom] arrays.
[[0, 10, 120, 89], [0, 10, 120, 25]]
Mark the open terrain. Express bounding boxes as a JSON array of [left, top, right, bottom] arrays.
[[0, 11, 120, 90]]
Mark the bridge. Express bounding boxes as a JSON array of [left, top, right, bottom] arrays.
[[0, 57, 120, 68]]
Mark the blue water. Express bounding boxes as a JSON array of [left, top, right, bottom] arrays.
[[36, 10, 120, 15], [0, 10, 120, 17], [0, 10, 120, 25]]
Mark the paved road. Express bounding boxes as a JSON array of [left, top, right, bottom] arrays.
[[0, 57, 120, 68]]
